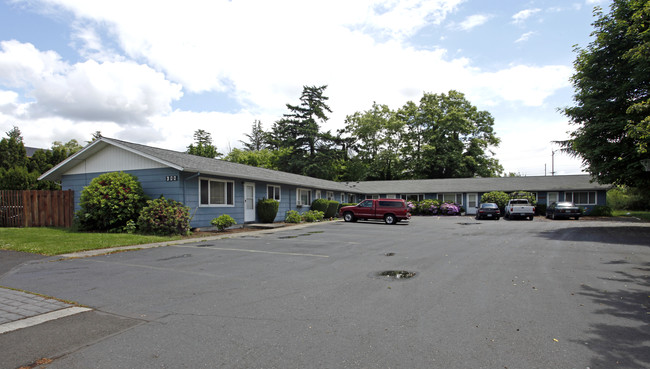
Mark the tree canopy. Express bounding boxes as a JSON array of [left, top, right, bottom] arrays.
[[223, 88, 503, 181], [0, 126, 82, 190], [187, 129, 222, 159], [558, 0, 650, 190], [340, 91, 502, 180]]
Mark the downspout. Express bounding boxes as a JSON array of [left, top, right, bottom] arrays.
[[183, 173, 201, 225]]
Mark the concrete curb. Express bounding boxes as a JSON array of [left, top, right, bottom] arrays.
[[57, 220, 341, 259]]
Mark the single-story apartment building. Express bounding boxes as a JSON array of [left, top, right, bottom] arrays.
[[39, 137, 609, 227]]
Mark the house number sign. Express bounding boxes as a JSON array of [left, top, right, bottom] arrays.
[[165, 175, 178, 182]]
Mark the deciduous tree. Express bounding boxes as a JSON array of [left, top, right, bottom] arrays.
[[558, 0, 650, 190]]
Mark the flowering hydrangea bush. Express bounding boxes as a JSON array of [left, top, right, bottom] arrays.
[[406, 199, 461, 216], [440, 202, 460, 215], [417, 199, 441, 215]]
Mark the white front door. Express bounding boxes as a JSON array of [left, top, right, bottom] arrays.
[[244, 183, 255, 222], [467, 193, 478, 215]]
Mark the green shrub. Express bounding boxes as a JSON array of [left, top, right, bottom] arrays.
[[536, 204, 547, 216], [311, 198, 330, 213], [324, 200, 339, 218], [211, 214, 237, 231], [124, 220, 137, 234], [76, 172, 147, 232], [509, 191, 537, 205], [257, 198, 279, 223], [481, 191, 510, 212], [137, 196, 191, 236], [285, 210, 302, 223], [590, 205, 613, 217], [302, 210, 324, 222]]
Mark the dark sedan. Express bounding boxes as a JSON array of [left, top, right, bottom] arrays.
[[546, 202, 581, 220], [475, 203, 500, 220]]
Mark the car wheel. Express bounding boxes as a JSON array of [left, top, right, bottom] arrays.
[[495, 216, 500, 220], [384, 214, 396, 224], [551, 213, 556, 220], [529, 216, 534, 221], [343, 212, 355, 222], [575, 216, 580, 220]]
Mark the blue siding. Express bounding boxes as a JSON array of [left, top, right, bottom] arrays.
[[61, 168, 183, 213]]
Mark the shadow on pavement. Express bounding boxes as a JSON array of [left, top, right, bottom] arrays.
[[536, 226, 650, 247], [574, 262, 650, 368]]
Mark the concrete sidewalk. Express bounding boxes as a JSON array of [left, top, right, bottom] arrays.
[[0, 287, 91, 334]]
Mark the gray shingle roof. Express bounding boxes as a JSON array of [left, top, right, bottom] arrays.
[[353, 175, 608, 194], [40, 137, 608, 194], [40, 137, 356, 192]]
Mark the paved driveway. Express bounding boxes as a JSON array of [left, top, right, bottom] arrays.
[[1, 217, 649, 369]]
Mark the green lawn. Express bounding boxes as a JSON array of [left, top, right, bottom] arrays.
[[612, 210, 650, 222], [0, 227, 183, 255]]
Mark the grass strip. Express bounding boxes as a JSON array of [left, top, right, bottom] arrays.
[[612, 210, 650, 222], [0, 227, 182, 255]]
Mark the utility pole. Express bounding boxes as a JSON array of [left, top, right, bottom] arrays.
[[551, 150, 556, 176]]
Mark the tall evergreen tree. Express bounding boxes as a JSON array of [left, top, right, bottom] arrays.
[[0, 126, 27, 170], [269, 85, 339, 178], [240, 120, 268, 151], [187, 129, 222, 158]]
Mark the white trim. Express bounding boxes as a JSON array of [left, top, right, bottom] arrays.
[[267, 184, 281, 202], [297, 188, 312, 206], [244, 182, 255, 222], [438, 193, 463, 205], [565, 191, 597, 205], [466, 193, 478, 214], [199, 177, 235, 207]]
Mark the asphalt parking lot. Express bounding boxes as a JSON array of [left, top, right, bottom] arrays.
[[1, 216, 649, 369]]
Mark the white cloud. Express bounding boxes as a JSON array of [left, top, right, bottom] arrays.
[[515, 31, 536, 43], [458, 14, 490, 31], [2, 0, 585, 175], [0, 40, 182, 124], [473, 64, 572, 107], [512, 8, 541, 24]]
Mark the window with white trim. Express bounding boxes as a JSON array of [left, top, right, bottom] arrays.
[[315, 190, 322, 199], [367, 194, 379, 199], [200, 178, 234, 206], [439, 193, 463, 204], [340, 193, 345, 203], [405, 194, 424, 202], [267, 185, 281, 201], [565, 191, 596, 205], [547, 192, 558, 205], [297, 188, 312, 206], [326, 191, 334, 200]]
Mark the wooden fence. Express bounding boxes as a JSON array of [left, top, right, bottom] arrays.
[[0, 190, 74, 228]]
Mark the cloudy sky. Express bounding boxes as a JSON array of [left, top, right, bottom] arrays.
[[0, 0, 610, 176]]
